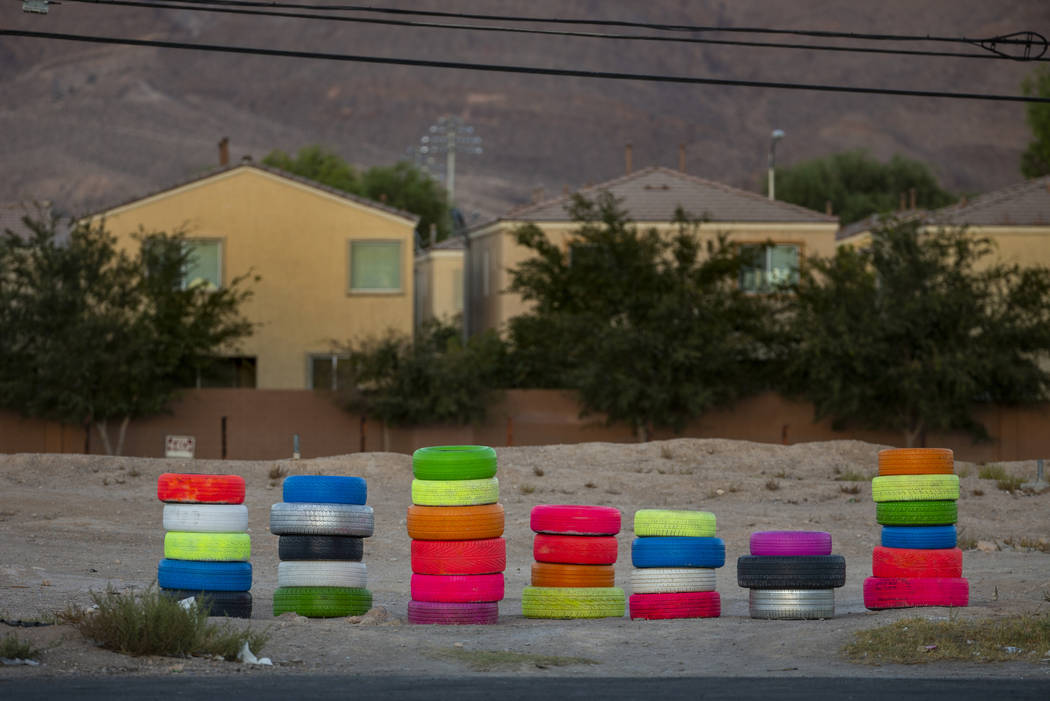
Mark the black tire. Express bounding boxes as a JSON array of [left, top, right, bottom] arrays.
[[161, 589, 253, 618], [736, 555, 846, 589], [278, 535, 364, 561]]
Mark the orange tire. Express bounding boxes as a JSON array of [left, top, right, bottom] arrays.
[[531, 562, 615, 588], [877, 448, 954, 476], [406, 504, 504, 541]]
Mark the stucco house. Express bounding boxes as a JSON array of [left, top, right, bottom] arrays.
[[413, 234, 464, 330]]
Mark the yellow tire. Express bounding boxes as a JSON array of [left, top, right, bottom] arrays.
[[411, 477, 499, 506], [521, 586, 626, 619], [633, 509, 716, 537], [164, 532, 251, 561], [871, 474, 959, 503]]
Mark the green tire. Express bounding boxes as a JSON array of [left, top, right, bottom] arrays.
[[521, 586, 626, 619], [411, 477, 499, 506], [875, 500, 958, 525], [163, 532, 250, 561], [412, 446, 498, 480], [272, 586, 372, 618], [633, 509, 716, 537], [871, 474, 959, 502]]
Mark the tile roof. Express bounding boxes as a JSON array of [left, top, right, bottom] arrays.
[[929, 175, 1050, 227], [836, 209, 929, 241], [484, 166, 837, 227], [0, 201, 55, 239]]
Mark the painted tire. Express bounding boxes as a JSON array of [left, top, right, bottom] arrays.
[[272, 586, 372, 618], [863, 577, 969, 609], [162, 504, 248, 533], [157, 559, 252, 591], [407, 504, 504, 541], [630, 567, 717, 594], [871, 475, 959, 502], [530, 505, 621, 536], [157, 473, 245, 504], [633, 509, 716, 538], [161, 589, 252, 618], [749, 531, 832, 556], [749, 589, 835, 620], [736, 555, 846, 589], [269, 502, 375, 537], [881, 525, 957, 550], [878, 448, 954, 476], [521, 586, 626, 619], [631, 537, 725, 568], [412, 445, 498, 480], [277, 561, 367, 588], [629, 591, 720, 620], [531, 562, 615, 588], [876, 500, 957, 526], [533, 534, 618, 565], [411, 538, 506, 575], [411, 477, 499, 506], [278, 535, 364, 561], [872, 546, 963, 578], [163, 532, 250, 561], [407, 600, 499, 625], [282, 475, 367, 505], [410, 573, 505, 603]]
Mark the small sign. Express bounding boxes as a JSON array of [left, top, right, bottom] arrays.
[[165, 435, 196, 459]]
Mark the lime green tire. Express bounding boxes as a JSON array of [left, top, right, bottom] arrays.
[[412, 446, 498, 480], [163, 532, 251, 561], [521, 586, 626, 619], [633, 509, 716, 537], [411, 477, 500, 506], [871, 475, 959, 502], [272, 586, 372, 618]]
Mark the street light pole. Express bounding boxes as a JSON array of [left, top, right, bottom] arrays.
[[768, 129, 785, 201], [417, 116, 483, 207]]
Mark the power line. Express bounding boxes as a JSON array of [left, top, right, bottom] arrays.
[[3, 26, 1049, 104], [58, 0, 1050, 62]]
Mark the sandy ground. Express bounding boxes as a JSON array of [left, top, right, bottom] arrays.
[[0, 438, 1048, 680]]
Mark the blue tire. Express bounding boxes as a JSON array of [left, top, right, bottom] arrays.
[[881, 525, 957, 549], [631, 537, 725, 568], [283, 475, 367, 504], [157, 559, 252, 592]]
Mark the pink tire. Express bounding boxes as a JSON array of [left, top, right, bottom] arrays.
[[749, 531, 832, 556], [863, 576, 969, 609], [407, 600, 499, 625], [410, 573, 505, 603], [629, 591, 721, 620], [530, 504, 621, 536]]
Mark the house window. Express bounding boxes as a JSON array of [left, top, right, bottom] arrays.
[[193, 357, 256, 388], [740, 244, 799, 293], [183, 239, 222, 289], [310, 354, 350, 391], [349, 241, 402, 292]]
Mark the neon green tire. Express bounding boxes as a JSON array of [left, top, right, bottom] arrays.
[[163, 532, 251, 561], [633, 509, 716, 537], [412, 446, 498, 480], [871, 474, 959, 502], [876, 500, 958, 525], [521, 586, 626, 619], [272, 586, 372, 618], [411, 477, 499, 506]]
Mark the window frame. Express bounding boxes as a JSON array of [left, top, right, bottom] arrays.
[[181, 237, 224, 290], [308, 353, 351, 391], [738, 241, 804, 294], [347, 239, 404, 295]]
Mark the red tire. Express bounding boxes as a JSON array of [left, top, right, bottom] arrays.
[[863, 576, 969, 609], [629, 591, 721, 620], [157, 473, 245, 504], [872, 546, 963, 578], [531, 562, 615, 588], [533, 534, 618, 565], [530, 505, 621, 536], [410, 573, 505, 603], [411, 538, 506, 575]]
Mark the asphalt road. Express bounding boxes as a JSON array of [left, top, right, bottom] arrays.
[[2, 675, 1049, 700]]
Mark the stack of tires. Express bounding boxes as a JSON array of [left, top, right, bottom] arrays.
[[270, 475, 374, 618], [407, 446, 505, 625], [157, 472, 252, 618], [629, 509, 723, 620], [864, 448, 969, 610], [737, 531, 845, 619], [522, 505, 626, 619]]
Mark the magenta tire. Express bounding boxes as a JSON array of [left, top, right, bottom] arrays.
[[629, 591, 721, 620], [530, 504, 621, 536], [749, 530, 832, 556], [410, 573, 505, 603], [407, 600, 499, 625], [863, 576, 969, 609]]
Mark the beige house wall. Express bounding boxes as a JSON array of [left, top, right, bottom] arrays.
[[837, 225, 1050, 269], [96, 168, 416, 389], [415, 249, 463, 325]]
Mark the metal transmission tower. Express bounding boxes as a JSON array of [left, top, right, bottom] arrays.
[[417, 116, 483, 206]]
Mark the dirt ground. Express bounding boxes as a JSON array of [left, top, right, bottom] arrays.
[[1, 438, 1048, 680]]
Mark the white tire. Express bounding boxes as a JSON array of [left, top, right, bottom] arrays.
[[630, 567, 717, 593], [277, 560, 368, 588], [748, 588, 835, 620], [162, 504, 248, 533]]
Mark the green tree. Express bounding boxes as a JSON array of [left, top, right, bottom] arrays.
[[0, 214, 256, 454], [506, 192, 777, 439], [783, 218, 1050, 447], [262, 145, 360, 193], [773, 150, 956, 225], [1021, 66, 1050, 177]]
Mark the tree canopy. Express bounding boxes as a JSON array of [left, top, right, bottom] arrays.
[[782, 218, 1050, 447], [1021, 67, 1050, 178], [773, 150, 957, 225]]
